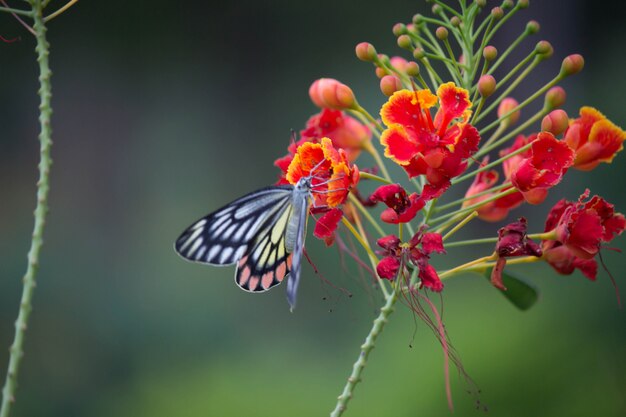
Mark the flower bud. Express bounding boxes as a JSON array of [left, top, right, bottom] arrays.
[[380, 75, 403, 97], [413, 47, 425, 60], [541, 109, 569, 136], [412, 13, 424, 25], [389, 56, 409, 72], [526, 20, 540, 34], [431, 4, 442, 14], [535, 40, 553, 60], [491, 7, 504, 19], [560, 54, 584, 76], [397, 34, 412, 50], [375, 67, 387, 79], [483, 45, 498, 61], [502, 0, 514, 9], [498, 98, 521, 127], [544, 86, 566, 110], [478, 75, 497, 98], [309, 78, 357, 110], [392, 23, 407, 36], [355, 42, 376, 62], [475, 0, 487, 7], [435, 26, 448, 40], [405, 61, 420, 76], [517, 0, 529, 9], [450, 16, 461, 27]]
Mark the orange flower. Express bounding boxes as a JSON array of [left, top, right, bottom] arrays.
[[379, 83, 480, 196], [286, 137, 359, 208], [564, 107, 625, 171]]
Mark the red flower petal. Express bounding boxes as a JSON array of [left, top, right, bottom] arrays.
[[420, 232, 445, 255], [377, 256, 401, 280], [313, 208, 343, 244], [380, 125, 421, 164], [418, 263, 444, 292]]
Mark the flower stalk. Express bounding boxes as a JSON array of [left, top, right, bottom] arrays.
[[1, 2, 54, 416]]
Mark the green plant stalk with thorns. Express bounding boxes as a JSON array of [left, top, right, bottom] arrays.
[[0, 1, 77, 416]]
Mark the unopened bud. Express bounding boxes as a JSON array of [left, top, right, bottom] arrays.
[[450, 16, 461, 27], [502, 0, 514, 9], [544, 86, 566, 110], [392, 23, 407, 37], [541, 110, 569, 136], [491, 7, 504, 19], [478, 75, 497, 97], [526, 20, 539, 34], [435, 26, 448, 40], [560, 54, 584, 76], [355, 42, 377, 62], [498, 98, 521, 127], [375, 67, 387, 79], [476, 0, 487, 7], [413, 47, 425, 60], [309, 78, 357, 110], [535, 40, 553, 60], [405, 61, 420, 76], [412, 14, 424, 25], [483, 45, 498, 61], [389, 56, 409, 72], [431, 4, 442, 14], [397, 34, 412, 50], [380, 75, 403, 97], [517, 0, 529, 9]]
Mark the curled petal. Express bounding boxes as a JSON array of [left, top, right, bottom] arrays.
[[418, 263, 444, 292], [377, 256, 401, 280], [434, 82, 472, 130], [313, 208, 343, 245]]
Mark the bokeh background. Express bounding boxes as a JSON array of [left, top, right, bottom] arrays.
[[1, 0, 625, 416]]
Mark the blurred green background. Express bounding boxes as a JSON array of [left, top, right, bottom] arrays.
[[1, 0, 625, 416]]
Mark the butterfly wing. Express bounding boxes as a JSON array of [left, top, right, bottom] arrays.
[[234, 199, 296, 293], [174, 186, 293, 266]]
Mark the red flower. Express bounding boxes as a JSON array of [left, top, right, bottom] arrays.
[[368, 184, 425, 224], [286, 138, 359, 208], [490, 218, 542, 290], [313, 208, 343, 246], [379, 83, 480, 195], [463, 157, 524, 222], [274, 109, 370, 183], [508, 132, 574, 204], [563, 107, 625, 171], [544, 190, 625, 260], [542, 242, 598, 280], [375, 229, 446, 292]]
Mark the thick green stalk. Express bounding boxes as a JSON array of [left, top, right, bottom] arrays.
[[330, 291, 398, 417], [1, 3, 53, 417]]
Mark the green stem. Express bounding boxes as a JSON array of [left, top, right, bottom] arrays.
[[452, 142, 532, 185], [330, 290, 398, 417], [435, 181, 511, 212], [0, 5, 32, 15], [1, 3, 53, 417]]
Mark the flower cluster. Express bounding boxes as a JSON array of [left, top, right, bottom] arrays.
[[265, 0, 626, 413], [270, 0, 626, 306]]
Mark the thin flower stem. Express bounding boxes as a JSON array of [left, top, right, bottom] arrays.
[[445, 230, 557, 248], [348, 194, 386, 239], [462, 255, 542, 273], [433, 0, 462, 18], [330, 290, 398, 417], [429, 188, 518, 226], [441, 211, 478, 241], [478, 73, 564, 136], [452, 142, 532, 185], [435, 181, 511, 212], [351, 106, 384, 134], [358, 171, 391, 184], [341, 216, 390, 299], [475, 106, 547, 159], [361, 141, 392, 183], [1, 2, 53, 416], [0, 5, 32, 15], [43, 0, 77, 22], [483, 2, 523, 45], [438, 253, 497, 280], [489, 28, 533, 74], [476, 56, 541, 124]]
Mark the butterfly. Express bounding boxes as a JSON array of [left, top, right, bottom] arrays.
[[174, 175, 315, 311]]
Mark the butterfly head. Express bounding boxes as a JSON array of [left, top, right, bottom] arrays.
[[295, 176, 313, 193]]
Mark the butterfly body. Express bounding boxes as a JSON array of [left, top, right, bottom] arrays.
[[175, 177, 313, 310]]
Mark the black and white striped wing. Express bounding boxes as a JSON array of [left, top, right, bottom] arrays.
[[174, 186, 293, 266]]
